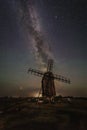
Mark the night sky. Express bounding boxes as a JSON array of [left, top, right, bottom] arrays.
[[0, 0, 86, 97]]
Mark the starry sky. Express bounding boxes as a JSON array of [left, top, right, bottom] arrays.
[[0, 0, 87, 97]]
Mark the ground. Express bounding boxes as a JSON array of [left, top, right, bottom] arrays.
[[0, 97, 87, 130]]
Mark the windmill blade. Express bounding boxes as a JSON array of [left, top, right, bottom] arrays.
[[28, 68, 44, 77], [53, 74, 71, 84], [47, 59, 53, 72]]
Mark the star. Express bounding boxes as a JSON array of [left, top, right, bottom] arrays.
[[54, 15, 58, 20]]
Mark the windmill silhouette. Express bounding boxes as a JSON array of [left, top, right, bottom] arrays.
[[28, 59, 70, 101]]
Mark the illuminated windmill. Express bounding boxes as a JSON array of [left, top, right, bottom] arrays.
[[28, 59, 70, 99]]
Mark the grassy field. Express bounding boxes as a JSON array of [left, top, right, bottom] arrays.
[[0, 97, 87, 130]]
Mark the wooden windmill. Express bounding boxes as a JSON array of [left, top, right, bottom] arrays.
[[28, 59, 70, 100]]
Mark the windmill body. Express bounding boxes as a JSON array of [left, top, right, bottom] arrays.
[[42, 71, 56, 98]]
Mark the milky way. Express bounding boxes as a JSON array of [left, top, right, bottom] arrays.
[[17, 0, 54, 70]]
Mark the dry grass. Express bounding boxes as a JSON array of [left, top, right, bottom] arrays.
[[0, 98, 87, 130]]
